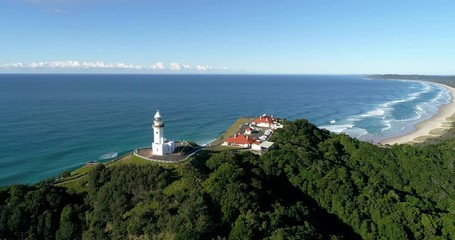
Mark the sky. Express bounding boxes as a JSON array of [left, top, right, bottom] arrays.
[[0, 0, 454, 74]]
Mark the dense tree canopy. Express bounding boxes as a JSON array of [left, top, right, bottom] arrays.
[[1, 119, 455, 239]]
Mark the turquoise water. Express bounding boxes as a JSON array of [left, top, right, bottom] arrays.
[[0, 74, 450, 186]]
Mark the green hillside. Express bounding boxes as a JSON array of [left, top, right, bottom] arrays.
[[1, 119, 455, 239]]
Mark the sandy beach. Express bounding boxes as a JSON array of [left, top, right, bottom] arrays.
[[380, 82, 455, 145]]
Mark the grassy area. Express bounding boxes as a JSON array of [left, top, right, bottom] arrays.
[[419, 127, 455, 145], [55, 176, 89, 193], [55, 152, 196, 191], [54, 117, 249, 191], [54, 164, 96, 188], [71, 164, 97, 176], [107, 154, 153, 166], [113, 153, 199, 168], [54, 154, 137, 190], [210, 117, 253, 146]]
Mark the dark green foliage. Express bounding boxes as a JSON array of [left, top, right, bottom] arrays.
[[265, 120, 455, 239], [1, 119, 455, 239], [0, 183, 84, 239]]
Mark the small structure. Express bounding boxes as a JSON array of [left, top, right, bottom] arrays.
[[223, 134, 256, 148], [253, 114, 275, 128], [251, 141, 262, 151], [152, 110, 175, 155], [272, 123, 284, 129], [252, 140, 275, 152], [245, 126, 253, 135], [85, 160, 100, 166]]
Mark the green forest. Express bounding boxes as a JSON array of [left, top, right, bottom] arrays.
[[1, 119, 455, 239]]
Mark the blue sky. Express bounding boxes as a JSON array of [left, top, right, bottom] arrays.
[[1, 0, 454, 74]]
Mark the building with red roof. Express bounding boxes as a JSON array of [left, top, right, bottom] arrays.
[[245, 126, 252, 135], [222, 134, 256, 148], [253, 114, 275, 128]]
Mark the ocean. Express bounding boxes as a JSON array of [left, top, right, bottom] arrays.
[[0, 74, 450, 186]]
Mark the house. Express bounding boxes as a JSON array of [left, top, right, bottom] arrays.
[[253, 114, 275, 128], [223, 134, 256, 148], [251, 141, 275, 152], [251, 141, 262, 151], [245, 126, 253, 135]]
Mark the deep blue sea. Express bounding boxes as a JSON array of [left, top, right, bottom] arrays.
[[0, 74, 450, 186]]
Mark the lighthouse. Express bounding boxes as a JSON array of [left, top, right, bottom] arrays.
[[152, 110, 175, 155]]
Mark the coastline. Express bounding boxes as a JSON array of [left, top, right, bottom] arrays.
[[380, 82, 455, 145]]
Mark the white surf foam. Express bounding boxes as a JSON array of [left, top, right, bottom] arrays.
[[344, 127, 368, 138], [99, 152, 118, 160], [324, 81, 452, 142], [198, 138, 217, 146], [379, 82, 432, 110], [361, 108, 385, 118], [429, 86, 451, 105], [381, 120, 392, 132]]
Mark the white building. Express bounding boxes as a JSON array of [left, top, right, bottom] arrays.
[[251, 141, 262, 151], [253, 114, 275, 128], [252, 141, 275, 152], [152, 110, 175, 155]]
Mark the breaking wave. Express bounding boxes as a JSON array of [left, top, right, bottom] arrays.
[[99, 152, 118, 160]]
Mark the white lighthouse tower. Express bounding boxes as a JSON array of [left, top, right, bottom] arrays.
[[152, 110, 175, 155]]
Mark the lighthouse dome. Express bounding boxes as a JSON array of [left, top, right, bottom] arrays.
[[154, 110, 162, 119], [153, 110, 164, 128]]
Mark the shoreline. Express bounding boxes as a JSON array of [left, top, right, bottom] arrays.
[[379, 82, 455, 145]]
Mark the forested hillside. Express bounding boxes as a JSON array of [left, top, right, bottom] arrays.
[[1, 119, 455, 239]]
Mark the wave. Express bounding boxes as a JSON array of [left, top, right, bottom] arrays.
[[356, 82, 440, 121], [379, 81, 433, 109], [429, 85, 451, 105], [381, 119, 392, 132], [395, 84, 450, 123], [99, 152, 118, 160], [322, 81, 451, 141], [361, 109, 385, 118], [345, 127, 368, 138], [197, 138, 216, 146]]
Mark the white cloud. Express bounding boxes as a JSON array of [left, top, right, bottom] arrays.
[[0, 60, 230, 73], [195, 65, 213, 71], [150, 62, 166, 70], [169, 62, 181, 71], [4, 60, 143, 70], [169, 62, 193, 71]]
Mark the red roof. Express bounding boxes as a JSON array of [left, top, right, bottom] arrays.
[[225, 134, 256, 145], [253, 115, 274, 124]]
